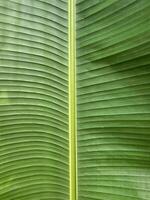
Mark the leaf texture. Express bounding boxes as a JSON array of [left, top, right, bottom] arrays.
[[0, 0, 150, 200], [0, 0, 69, 200], [77, 0, 150, 199]]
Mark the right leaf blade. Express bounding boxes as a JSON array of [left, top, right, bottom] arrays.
[[77, 0, 150, 199]]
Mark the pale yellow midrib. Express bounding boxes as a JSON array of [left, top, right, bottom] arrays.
[[68, 0, 77, 200]]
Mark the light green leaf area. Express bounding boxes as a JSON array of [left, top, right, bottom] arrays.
[[0, 0, 69, 200], [0, 0, 150, 200]]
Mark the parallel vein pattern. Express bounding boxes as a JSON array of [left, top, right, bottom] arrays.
[[77, 0, 150, 199], [0, 0, 68, 200]]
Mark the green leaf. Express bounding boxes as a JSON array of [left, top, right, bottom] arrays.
[[0, 0, 69, 200], [77, 0, 150, 200], [0, 0, 150, 200]]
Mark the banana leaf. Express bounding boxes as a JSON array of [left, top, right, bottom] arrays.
[[0, 0, 150, 200]]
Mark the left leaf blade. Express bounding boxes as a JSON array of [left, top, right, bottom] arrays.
[[0, 1, 69, 199]]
